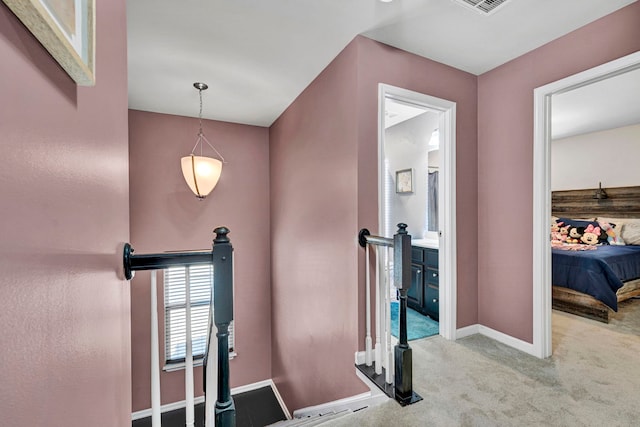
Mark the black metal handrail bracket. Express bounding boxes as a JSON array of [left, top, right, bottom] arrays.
[[123, 226, 236, 427], [357, 223, 423, 406]]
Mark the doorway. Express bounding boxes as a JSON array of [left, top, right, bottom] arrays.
[[378, 84, 457, 340], [532, 51, 640, 358]]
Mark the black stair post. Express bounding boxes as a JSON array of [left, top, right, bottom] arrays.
[[393, 223, 415, 404], [212, 227, 236, 427]]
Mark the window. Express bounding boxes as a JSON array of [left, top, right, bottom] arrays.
[[164, 265, 234, 365]]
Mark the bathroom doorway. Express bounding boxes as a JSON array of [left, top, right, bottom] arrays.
[[378, 84, 457, 340]]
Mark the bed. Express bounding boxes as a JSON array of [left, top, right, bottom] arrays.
[[551, 185, 640, 323]]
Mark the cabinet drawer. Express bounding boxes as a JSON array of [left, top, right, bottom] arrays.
[[425, 284, 439, 320], [425, 249, 438, 268], [411, 247, 424, 263], [426, 267, 439, 286]]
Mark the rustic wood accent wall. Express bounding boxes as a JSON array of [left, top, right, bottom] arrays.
[[552, 186, 640, 218]]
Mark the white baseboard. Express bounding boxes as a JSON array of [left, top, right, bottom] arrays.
[[293, 374, 387, 419], [477, 325, 536, 355], [354, 350, 369, 365], [291, 362, 389, 419], [358, 325, 534, 357], [456, 323, 536, 355], [132, 396, 206, 421], [131, 379, 291, 421], [456, 324, 480, 338], [268, 379, 292, 420]]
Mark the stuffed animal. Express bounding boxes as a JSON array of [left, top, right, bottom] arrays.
[[599, 221, 624, 245], [566, 226, 584, 244], [581, 224, 601, 245], [550, 221, 566, 242], [551, 221, 563, 233]]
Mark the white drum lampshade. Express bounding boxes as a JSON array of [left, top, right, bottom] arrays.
[[181, 154, 223, 200]]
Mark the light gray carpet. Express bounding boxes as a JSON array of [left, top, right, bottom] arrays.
[[322, 299, 640, 427]]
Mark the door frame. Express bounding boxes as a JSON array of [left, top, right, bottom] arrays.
[[532, 51, 640, 358], [378, 83, 457, 340]]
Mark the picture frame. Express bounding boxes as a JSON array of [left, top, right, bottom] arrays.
[[396, 168, 414, 194], [2, 0, 95, 86]]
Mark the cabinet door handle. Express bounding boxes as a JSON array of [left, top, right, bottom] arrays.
[[433, 299, 438, 303], [417, 269, 422, 275], [432, 272, 438, 277]]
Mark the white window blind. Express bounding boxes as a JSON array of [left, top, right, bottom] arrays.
[[164, 265, 234, 364]]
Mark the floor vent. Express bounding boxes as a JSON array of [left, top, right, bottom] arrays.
[[453, 0, 511, 15]]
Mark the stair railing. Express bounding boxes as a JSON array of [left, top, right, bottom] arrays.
[[357, 223, 422, 406], [123, 226, 236, 427]]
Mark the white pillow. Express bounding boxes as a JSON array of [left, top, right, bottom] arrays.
[[622, 222, 640, 245]]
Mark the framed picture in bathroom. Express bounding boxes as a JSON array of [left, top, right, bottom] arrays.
[[396, 168, 413, 194]]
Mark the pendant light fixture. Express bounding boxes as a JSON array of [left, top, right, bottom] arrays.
[[181, 82, 225, 200]]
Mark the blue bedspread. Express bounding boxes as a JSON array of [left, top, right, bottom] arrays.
[[552, 245, 640, 311]]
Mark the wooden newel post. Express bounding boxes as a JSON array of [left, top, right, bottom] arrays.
[[354, 223, 422, 406], [393, 223, 414, 403], [212, 227, 235, 427]]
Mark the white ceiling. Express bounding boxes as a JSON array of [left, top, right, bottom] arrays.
[[384, 98, 429, 129], [552, 66, 640, 140], [126, 0, 637, 127]]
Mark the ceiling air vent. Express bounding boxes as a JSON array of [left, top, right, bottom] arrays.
[[454, 0, 511, 15]]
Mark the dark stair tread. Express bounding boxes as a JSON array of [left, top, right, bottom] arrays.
[[132, 385, 287, 427]]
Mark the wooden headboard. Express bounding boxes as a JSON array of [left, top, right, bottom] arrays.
[[552, 185, 640, 218]]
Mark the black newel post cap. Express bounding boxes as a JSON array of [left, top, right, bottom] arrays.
[[214, 226, 230, 243], [123, 243, 134, 280], [397, 223, 408, 234], [358, 228, 371, 248]]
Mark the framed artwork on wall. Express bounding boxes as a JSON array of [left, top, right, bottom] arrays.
[[396, 168, 414, 194], [2, 0, 95, 86]]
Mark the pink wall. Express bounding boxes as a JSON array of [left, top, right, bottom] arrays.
[[0, 1, 130, 426], [477, 1, 640, 342], [270, 41, 364, 410], [269, 35, 478, 411], [128, 110, 271, 411]]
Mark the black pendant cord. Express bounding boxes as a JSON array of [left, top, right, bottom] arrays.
[[189, 82, 226, 163]]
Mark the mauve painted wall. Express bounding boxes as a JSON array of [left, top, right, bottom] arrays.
[[0, 1, 130, 426], [270, 41, 364, 411], [477, 1, 640, 342], [128, 110, 271, 411], [354, 36, 479, 335], [269, 35, 478, 411]]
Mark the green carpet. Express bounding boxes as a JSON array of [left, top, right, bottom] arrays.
[[390, 301, 439, 340]]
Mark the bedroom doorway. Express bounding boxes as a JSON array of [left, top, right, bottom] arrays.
[[378, 84, 457, 340], [532, 51, 640, 358]]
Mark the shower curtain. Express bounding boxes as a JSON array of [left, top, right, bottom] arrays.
[[428, 171, 439, 231]]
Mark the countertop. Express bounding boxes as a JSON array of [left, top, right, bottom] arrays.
[[411, 239, 439, 249]]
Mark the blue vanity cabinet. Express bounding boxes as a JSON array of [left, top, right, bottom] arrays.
[[408, 246, 439, 321], [408, 263, 424, 309]]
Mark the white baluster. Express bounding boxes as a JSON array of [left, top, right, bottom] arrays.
[[150, 271, 161, 427], [385, 247, 393, 385], [205, 268, 217, 427], [374, 246, 382, 375], [365, 244, 373, 366], [185, 268, 195, 427]]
